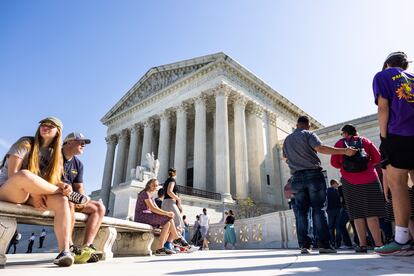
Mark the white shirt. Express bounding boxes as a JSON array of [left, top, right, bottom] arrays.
[[29, 235, 35, 241], [199, 214, 209, 227]]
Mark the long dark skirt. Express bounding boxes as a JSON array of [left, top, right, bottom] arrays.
[[341, 178, 386, 220]]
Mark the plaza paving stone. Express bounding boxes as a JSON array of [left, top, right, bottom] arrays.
[[2, 249, 414, 276]]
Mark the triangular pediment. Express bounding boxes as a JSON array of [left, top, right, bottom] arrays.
[[102, 53, 226, 123]]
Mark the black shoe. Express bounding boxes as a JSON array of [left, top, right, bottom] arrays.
[[355, 245, 368, 253], [155, 248, 174, 256], [53, 251, 74, 267], [174, 238, 189, 247], [68, 192, 89, 204], [319, 246, 337, 254]]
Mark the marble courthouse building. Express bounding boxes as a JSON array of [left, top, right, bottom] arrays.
[[98, 53, 322, 222]]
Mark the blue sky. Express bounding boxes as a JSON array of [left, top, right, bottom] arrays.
[[1, 0, 413, 193]]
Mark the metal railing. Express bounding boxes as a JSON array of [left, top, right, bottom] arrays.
[[176, 185, 221, 201]]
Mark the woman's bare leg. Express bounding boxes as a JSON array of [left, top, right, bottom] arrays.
[[354, 218, 367, 246], [43, 194, 71, 252], [167, 220, 180, 242], [0, 170, 59, 203], [366, 217, 383, 246], [159, 222, 170, 249]]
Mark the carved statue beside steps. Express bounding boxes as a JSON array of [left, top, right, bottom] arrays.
[[131, 152, 160, 182]]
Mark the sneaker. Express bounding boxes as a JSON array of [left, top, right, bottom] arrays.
[[319, 246, 337, 254], [339, 245, 353, 250], [186, 245, 200, 253], [374, 240, 414, 256], [173, 238, 189, 247], [53, 251, 74, 267], [68, 192, 90, 204], [71, 245, 92, 264], [300, 247, 311, 254], [86, 244, 102, 263]]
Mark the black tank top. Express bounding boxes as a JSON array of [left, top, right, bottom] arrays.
[[163, 177, 178, 199]]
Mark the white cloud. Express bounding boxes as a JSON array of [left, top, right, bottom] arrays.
[[0, 138, 11, 151]]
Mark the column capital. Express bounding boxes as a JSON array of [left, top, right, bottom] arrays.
[[158, 110, 172, 121], [129, 124, 141, 134], [117, 129, 129, 140], [213, 82, 232, 98], [234, 95, 249, 107], [246, 103, 264, 118], [143, 118, 155, 128], [193, 94, 208, 106], [175, 103, 190, 115], [105, 135, 118, 145], [267, 112, 277, 126]]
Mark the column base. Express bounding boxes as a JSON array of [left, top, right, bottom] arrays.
[[221, 193, 234, 203]]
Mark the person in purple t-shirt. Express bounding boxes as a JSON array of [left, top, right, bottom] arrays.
[[372, 51, 414, 256]]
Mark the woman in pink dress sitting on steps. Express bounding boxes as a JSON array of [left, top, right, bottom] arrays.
[[134, 178, 187, 255]]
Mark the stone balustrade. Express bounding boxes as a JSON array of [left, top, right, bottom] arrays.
[[205, 209, 298, 249]]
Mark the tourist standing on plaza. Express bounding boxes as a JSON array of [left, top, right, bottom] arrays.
[[183, 215, 190, 241], [199, 208, 210, 250], [0, 117, 88, 267], [372, 51, 414, 255], [38, 228, 47, 248], [62, 132, 106, 263], [282, 115, 357, 254], [326, 179, 352, 249], [134, 178, 187, 255], [155, 188, 164, 208], [331, 124, 385, 253], [191, 215, 203, 247], [26, 233, 35, 253], [162, 168, 185, 234], [224, 210, 236, 249]]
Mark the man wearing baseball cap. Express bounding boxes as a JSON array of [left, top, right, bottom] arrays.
[[62, 132, 105, 263], [373, 51, 414, 256]]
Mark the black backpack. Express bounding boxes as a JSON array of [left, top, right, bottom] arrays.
[[342, 137, 369, 172]]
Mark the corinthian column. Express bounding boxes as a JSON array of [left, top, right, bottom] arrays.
[[174, 104, 188, 186], [214, 86, 232, 201], [233, 95, 249, 199], [113, 129, 129, 187], [101, 135, 117, 208], [125, 124, 141, 181], [141, 119, 154, 166], [246, 104, 265, 202], [193, 95, 207, 190], [158, 111, 171, 181]]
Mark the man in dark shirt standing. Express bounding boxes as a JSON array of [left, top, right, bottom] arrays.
[[283, 116, 356, 254], [63, 132, 105, 263]]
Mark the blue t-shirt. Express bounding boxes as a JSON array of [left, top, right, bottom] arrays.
[[283, 128, 322, 174], [63, 155, 84, 185], [373, 67, 414, 136]]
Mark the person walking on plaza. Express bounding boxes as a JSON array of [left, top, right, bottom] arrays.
[[283, 115, 357, 254], [199, 208, 210, 250], [26, 233, 35, 253], [373, 51, 414, 255], [62, 132, 106, 263], [6, 230, 21, 254], [224, 210, 237, 249], [38, 228, 46, 248], [162, 168, 185, 235], [331, 124, 385, 253]]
